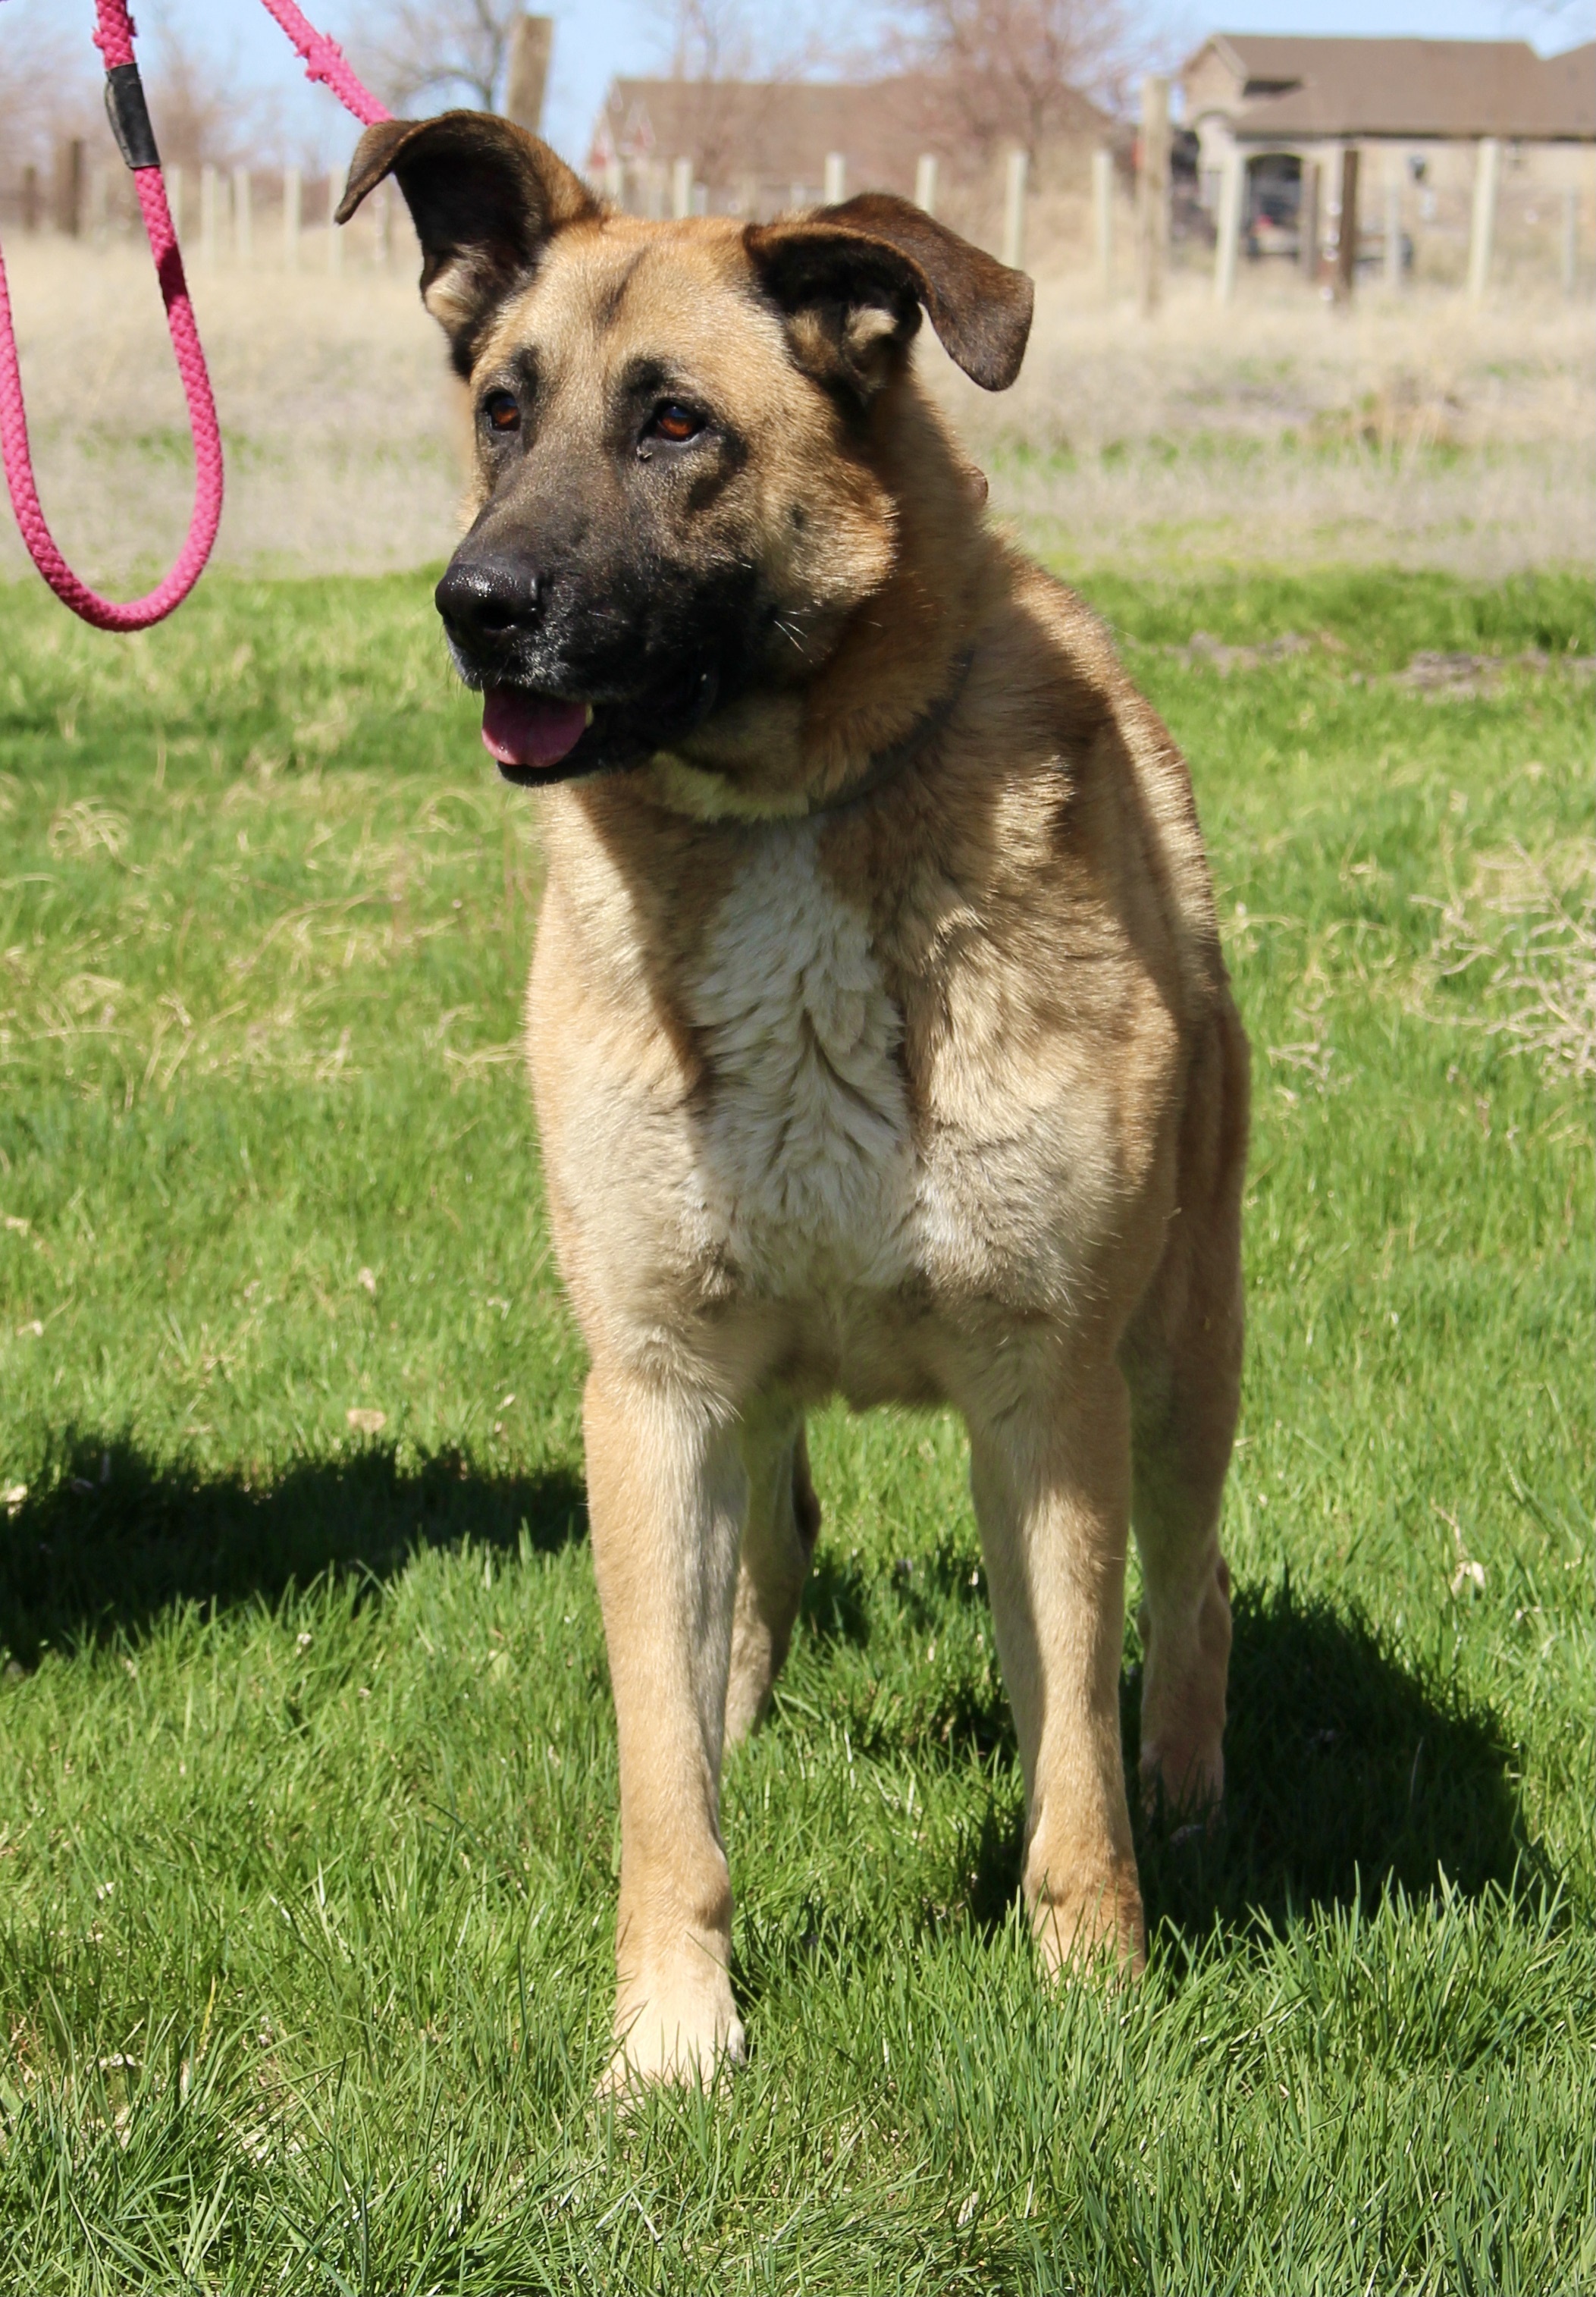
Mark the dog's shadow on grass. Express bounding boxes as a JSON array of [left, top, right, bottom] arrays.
[[965, 1577, 1549, 1939], [0, 1432, 587, 1667]]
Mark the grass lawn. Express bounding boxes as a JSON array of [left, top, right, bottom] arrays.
[[0, 561, 1591, 2293]]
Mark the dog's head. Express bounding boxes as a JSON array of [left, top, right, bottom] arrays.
[[338, 114, 1032, 790]]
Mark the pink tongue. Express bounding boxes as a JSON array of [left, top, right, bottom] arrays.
[[481, 686, 588, 771]]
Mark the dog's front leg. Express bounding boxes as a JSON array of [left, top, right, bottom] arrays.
[[584, 1364, 748, 2091], [966, 1360, 1145, 1975]]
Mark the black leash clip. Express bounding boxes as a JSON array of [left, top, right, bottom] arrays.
[[104, 61, 161, 173]]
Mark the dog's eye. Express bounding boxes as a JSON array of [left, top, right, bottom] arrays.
[[647, 402, 703, 446], [482, 391, 520, 434]]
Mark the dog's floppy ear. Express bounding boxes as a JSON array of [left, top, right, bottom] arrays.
[[745, 193, 1033, 396], [337, 110, 600, 372]]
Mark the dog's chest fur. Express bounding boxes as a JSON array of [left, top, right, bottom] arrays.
[[685, 827, 918, 1292]]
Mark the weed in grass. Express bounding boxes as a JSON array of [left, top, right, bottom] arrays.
[[0, 564, 1590, 2292]]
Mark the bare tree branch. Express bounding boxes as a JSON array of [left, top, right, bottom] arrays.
[[0, 11, 96, 172], [353, 0, 531, 115], [883, 0, 1149, 172]]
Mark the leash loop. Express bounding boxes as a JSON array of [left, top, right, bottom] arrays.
[[0, 0, 390, 632]]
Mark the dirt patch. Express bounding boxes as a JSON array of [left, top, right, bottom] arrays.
[[1390, 651, 1596, 699]]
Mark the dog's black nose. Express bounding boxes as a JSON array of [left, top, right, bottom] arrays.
[[434, 557, 541, 645]]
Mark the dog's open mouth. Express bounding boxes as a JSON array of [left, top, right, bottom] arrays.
[[477, 666, 721, 789], [480, 687, 594, 785]]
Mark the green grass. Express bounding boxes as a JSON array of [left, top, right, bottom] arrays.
[[0, 563, 1591, 2293]]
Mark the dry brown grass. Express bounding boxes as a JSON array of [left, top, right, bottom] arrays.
[[934, 268, 1596, 576], [0, 239, 1591, 585], [0, 240, 463, 585]]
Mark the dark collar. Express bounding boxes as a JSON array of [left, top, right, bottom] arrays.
[[798, 649, 974, 820]]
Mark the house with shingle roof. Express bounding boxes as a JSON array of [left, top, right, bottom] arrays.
[[1181, 34, 1595, 279], [586, 73, 1115, 224]]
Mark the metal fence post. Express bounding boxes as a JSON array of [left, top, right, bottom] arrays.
[[234, 168, 252, 266], [823, 152, 846, 205], [914, 153, 938, 217], [671, 155, 692, 220], [1466, 137, 1500, 303]]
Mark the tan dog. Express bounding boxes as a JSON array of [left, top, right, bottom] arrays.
[[340, 115, 1249, 2091]]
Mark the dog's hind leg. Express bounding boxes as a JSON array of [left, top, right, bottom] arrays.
[[1123, 1000, 1248, 1819], [724, 1401, 820, 1748]]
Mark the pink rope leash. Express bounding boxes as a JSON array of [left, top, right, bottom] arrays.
[[0, 0, 390, 632]]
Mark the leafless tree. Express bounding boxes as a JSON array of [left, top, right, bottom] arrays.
[[623, 0, 840, 193], [888, 0, 1148, 174], [0, 9, 96, 174], [143, 26, 270, 174], [353, 0, 531, 115], [646, 0, 846, 85]]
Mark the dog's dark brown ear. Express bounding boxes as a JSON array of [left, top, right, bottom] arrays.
[[745, 193, 1033, 395], [337, 110, 600, 372]]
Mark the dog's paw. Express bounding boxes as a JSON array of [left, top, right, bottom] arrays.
[[600, 1978, 745, 2100], [1031, 1866, 1146, 1982], [1138, 1735, 1225, 1825]]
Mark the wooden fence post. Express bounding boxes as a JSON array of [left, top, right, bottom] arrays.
[[284, 166, 302, 269], [54, 137, 85, 237], [823, 152, 846, 205], [1299, 158, 1320, 281], [1332, 146, 1359, 302], [88, 162, 111, 249], [671, 155, 692, 220], [1383, 167, 1403, 293], [234, 168, 253, 266], [1562, 185, 1579, 297], [199, 163, 221, 269], [1466, 137, 1500, 303], [1092, 146, 1113, 297], [914, 153, 938, 217], [503, 16, 553, 133], [1001, 146, 1027, 270], [1213, 143, 1243, 303], [1136, 77, 1170, 316], [21, 164, 40, 233]]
